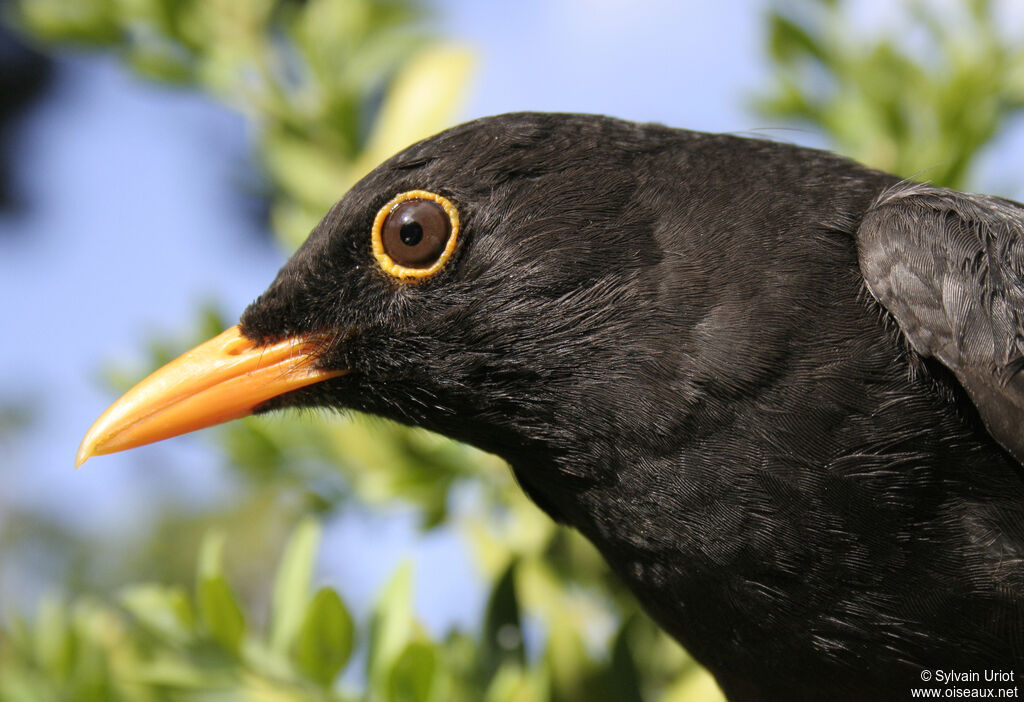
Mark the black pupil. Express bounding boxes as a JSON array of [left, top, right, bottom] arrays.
[[399, 220, 423, 247]]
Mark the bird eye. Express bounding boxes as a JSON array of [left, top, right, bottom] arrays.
[[372, 190, 460, 281]]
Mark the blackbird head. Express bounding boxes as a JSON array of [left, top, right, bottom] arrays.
[[80, 113, 728, 508], [240, 114, 684, 483]]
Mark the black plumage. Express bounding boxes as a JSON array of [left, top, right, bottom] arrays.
[[212, 113, 1024, 698]]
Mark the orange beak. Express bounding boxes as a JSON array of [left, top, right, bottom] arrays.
[[75, 325, 346, 467]]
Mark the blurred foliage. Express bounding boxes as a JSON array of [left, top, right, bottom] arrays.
[[5, 0, 1023, 700], [757, 0, 1024, 189], [0, 520, 715, 701], [11, 0, 473, 248], [0, 20, 53, 215]]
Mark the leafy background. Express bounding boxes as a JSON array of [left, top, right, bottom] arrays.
[[3, 0, 1024, 700]]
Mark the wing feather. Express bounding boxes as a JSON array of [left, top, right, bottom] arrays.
[[858, 183, 1024, 463]]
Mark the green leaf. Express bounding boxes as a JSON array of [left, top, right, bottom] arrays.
[[387, 640, 440, 702], [119, 584, 195, 646], [121, 658, 226, 689], [16, 0, 121, 44], [198, 576, 245, 654], [269, 517, 322, 654], [197, 529, 227, 579], [195, 530, 245, 654], [605, 619, 643, 702], [482, 560, 524, 678], [33, 595, 75, 680], [767, 13, 828, 64], [544, 611, 596, 702], [484, 664, 548, 702], [67, 600, 118, 701], [294, 587, 355, 687], [262, 128, 350, 212], [660, 665, 727, 702], [367, 563, 414, 696]]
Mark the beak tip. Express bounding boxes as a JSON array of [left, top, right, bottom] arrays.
[[76, 420, 107, 468], [75, 440, 94, 468]]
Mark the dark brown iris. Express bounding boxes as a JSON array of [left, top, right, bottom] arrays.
[[381, 199, 452, 268]]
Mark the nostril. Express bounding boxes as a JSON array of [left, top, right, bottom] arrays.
[[224, 335, 254, 356]]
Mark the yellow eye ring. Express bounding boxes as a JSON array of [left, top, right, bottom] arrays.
[[371, 190, 460, 281]]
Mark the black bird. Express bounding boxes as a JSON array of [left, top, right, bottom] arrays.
[[78, 113, 1024, 700]]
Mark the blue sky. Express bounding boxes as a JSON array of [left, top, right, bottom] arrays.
[[3, 0, 1022, 630], [438, 0, 766, 131]]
